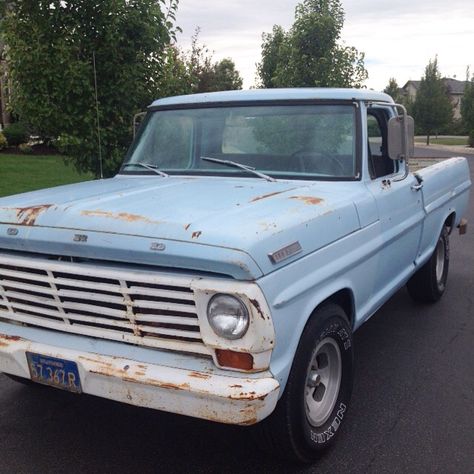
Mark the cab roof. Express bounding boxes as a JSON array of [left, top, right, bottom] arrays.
[[150, 88, 393, 108]]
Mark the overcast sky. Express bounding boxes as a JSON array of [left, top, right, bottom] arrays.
[[175, 0, 474, 91]]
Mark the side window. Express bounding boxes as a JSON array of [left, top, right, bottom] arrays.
[[367, 111, 395, 179], [367, 115, 383, 157]]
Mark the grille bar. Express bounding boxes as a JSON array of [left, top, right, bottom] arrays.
[[0, 253, 209, 356]]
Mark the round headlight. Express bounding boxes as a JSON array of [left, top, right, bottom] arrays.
[[207, 294, 249, 340]]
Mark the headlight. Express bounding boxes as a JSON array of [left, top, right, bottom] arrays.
[[207, 294, 249, 340]]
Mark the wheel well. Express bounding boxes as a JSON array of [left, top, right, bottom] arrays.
[[445, 212, 456, 234], [317, 289, 355, 328]]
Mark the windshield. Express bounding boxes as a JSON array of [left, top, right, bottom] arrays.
[[121, 104, 358, 180]]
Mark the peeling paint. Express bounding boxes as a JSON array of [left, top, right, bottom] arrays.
[[188, 371, 211, 380], [81, 210, 161, 225], [289, 196, 324, 205], [192, 231, 202, 239], [249, 298, 266, 321], [1, 204, 55, 226], [184, 223, 191, 231], [250, 188, 298, 203], [0, 334, 21, 347]]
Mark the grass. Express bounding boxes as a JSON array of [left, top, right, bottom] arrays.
[[414, 136, 468, 146], [0, 154, 94, 198]]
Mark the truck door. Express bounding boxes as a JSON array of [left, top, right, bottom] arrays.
[[365, 108, 425, 300]]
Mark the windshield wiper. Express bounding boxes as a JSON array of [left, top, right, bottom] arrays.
[[122, 162, 169, 177], [201, 157, 276, 182]]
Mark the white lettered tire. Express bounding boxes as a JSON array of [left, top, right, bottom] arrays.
[[257, 303, 354, 463]]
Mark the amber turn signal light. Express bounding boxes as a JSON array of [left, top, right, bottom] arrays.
[[215, 349, 254, 371]]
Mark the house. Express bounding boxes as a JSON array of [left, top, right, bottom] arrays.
[[402, 78, 468, 119]]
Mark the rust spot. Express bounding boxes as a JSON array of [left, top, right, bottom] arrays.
[[78, 356, 113, 367], [188, 371, 211, 380], [184, 223, 191, 231], [230, 384, 243, 388], [240, 417, 258, 426], [13, 204, 53, 226], [192, 231, 202, 239], [81, 210, 161, 225], [249, 299, 266, 320], [289, 196, 324, 205], [229, 390, 267, 402], [250, 188, 297, 203], [1, 335, 21, 341]]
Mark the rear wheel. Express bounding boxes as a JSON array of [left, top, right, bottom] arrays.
[[257, 303, 354, 463], [407, 227, 449, 303]]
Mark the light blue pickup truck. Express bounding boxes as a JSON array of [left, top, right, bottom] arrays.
[[0, 89, 470, 463]]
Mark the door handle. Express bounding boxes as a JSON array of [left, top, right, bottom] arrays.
[[411, 183, 423, 191]]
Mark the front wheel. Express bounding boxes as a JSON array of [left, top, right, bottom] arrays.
[[257, 303, 354, 463], [407, 227, 449, 303]]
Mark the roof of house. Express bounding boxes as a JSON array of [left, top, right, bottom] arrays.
[[402, 78, 467, 95]]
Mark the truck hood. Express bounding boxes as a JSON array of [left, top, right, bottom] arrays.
[[0, 176, 363, 279]]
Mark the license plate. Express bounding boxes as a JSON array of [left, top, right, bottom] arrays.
[[26, 352, 82, 393]]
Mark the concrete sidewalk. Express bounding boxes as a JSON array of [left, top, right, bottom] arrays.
[[415, 143, 474, 156]]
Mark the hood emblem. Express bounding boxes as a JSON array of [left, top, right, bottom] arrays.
[[150, 242, 166, 252], [73, 234, 88, 243], [268, 241, 302, 264]]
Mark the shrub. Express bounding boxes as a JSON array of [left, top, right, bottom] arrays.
[[18, 143, 33, 154], [3, 122, 29, 146], [469, 130, 474, 148], [0, 132, 7, 150]]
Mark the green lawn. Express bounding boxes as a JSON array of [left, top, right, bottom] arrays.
[[0, 154, 94, 198], [414, 136, 468, 146]]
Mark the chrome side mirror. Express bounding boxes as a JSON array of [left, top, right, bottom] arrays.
[[388, 106, 414, 161]]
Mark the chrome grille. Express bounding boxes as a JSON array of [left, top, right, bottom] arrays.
[[0, 253, 210, 355]]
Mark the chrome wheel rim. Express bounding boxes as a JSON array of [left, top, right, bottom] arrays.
[[305, 338, 342, 427], [435, 238, 445, 284]]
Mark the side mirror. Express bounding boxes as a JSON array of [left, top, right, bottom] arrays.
[[388, 112, 414, 161]]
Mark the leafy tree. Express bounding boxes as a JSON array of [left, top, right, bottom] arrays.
[[258, 25, 286, 88], [158, 30, 243, 97], [461, 68, 474, 147], [3, 0, 179, 176], [384, 78, 401, 102], [209, 58, 243, 92], [185, 29, 242, 93], [412, 57, 453, 145], [257, 0, 367, 88]]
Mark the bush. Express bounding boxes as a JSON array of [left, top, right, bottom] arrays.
[[0, 132, 7, 150], [3, 122, 29, 146], [18, 143, 33, 154], [469, 130, 474, 148]]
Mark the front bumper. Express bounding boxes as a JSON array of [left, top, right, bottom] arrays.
[[0, 331, 280, 426]]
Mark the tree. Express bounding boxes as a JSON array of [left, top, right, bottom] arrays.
[[384, 78, 401, 102], [3, 0, 179, 176], [412, 58, 453, 145], [158, 29, 243, 97], [185, 29, 242, 93], [257, 0, 367, 88], [461, 68, 474, 147]]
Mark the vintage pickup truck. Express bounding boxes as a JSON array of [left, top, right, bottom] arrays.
[[0, 89, 470, 463]]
